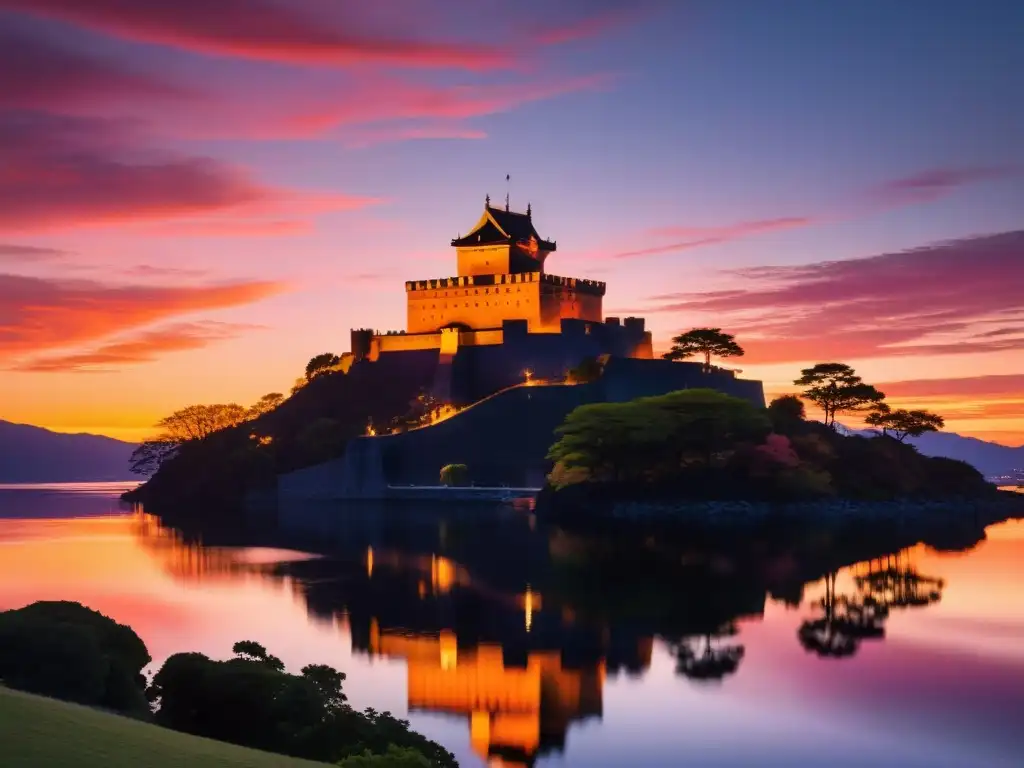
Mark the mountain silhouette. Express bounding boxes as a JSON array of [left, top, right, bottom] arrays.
[[0, 420, 135, 483], [840, 424, 1022, 480]]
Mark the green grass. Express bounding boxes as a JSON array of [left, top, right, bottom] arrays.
[[0, 686, 330, 768]]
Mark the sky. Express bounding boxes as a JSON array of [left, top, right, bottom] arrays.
[[1, 0, 1022, 444]]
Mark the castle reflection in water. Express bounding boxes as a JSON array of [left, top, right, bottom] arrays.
[[132, 501, 965, 768]]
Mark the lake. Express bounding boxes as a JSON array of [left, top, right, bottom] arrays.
[[1, 483, 1023, 768]]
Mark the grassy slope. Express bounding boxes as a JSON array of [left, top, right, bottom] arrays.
[[0, 686, 329, 768]]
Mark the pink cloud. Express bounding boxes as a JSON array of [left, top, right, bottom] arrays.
[[139, 219, 313, 238], [14, 321, 261, 372], [121, 265, 211, 280], [275, 73, 616, 139], [339, 124, 488, 149], [643, 230, 1024, 363], [0, 112, 376, 233], [531, 5, 649, 45], [0, 273, 286, 358], [866, 166, 1021, 206], [0, 244, 67, 262], [0, 0, 514, 71], [0, 30, 196, 111], [613, 217, 815, 259]]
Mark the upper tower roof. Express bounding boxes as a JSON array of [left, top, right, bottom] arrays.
[[451, 200, 557, 252]]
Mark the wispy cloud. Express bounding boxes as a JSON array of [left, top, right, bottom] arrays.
[[613, 217, 815, 259], [0, 273, 286, 358], [866, 166, 1021, 206], [640, 230, 1024, 363], [13, 320, 261, 372], [0, 112, 376, 233], [877, 375, 1024, 399], [0, 30, 196, 111], [0, 244, 67, 262], [0, 0, 514, 70]]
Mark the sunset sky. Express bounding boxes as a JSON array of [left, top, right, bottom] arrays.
[[1, 0, 1022, 444]]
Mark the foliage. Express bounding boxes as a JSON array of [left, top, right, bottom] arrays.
[[233, 640, 285, 672], [439, 463, 469, 487], [794, 363, 885, 428], [130, 439, 179, 476], [306, 353, 342, 381], [130, 401, 259, 476], [0, 601, 150, 717], [0, 686, 328, 768], [547, 389, 771, 489], [865, 404, 944, 442], [249, 393, 286, 419], [662, 328, 744, 370], [338, 746, 432, 767], [148, 642, 456, 767], [294, 418, 347, 466], [766, 395, 806, 432]]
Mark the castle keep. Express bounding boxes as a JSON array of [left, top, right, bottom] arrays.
[[346, 198, 653, 402]]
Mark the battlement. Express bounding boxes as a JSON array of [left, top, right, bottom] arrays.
[[405, 271, 605, 295]]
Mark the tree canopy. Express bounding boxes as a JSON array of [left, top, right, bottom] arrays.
[[865, 404, 944, 442], [248, 392, 284, 419], [794, 363, 885, 428], [662, 328, 744, 370], [306, 353, 342, 381], [548, 389, 771, 488]]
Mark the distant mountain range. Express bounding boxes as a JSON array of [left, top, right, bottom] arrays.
[[840, 425, 1022, 480], [0, 420, 136, 483], [908, 431, 1023, 481]]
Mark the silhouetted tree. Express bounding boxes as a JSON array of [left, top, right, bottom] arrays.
[[248, 392, 285, 418], [566, 356, 604, 384], [306, 353, 342, 381], [232, 640, 285, 672], [865, 404, 944, 442], [129, 439, 179, 476], [767, 395, 806, 433], [797, 573, 886, 658], [662, 328, 744, 371], [795, 363, 885, 428], [668, 623, 745, 683]]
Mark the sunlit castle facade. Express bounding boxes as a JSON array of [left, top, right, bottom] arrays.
[[345, 197, 653, 400]]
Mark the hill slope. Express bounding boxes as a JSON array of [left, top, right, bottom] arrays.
[[0, 420, 135, 482], [0, 686, 329, 768]]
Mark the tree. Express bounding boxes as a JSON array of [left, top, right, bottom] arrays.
[[129, 439, 179, 476], [866, 405, 944, 442], [232, 640, 285, 672], [662, 328, 744, 371], [795, 363, 885, 428], [157, 403, 250, 441], [306, 353, 341, 381], [439, 463, 469, 487], [248, 392, 284, 418], [301, 663, 347, 711], [766, 395, 806, 433], [566, 356, 604, 384], [547, 389, 771, 487]]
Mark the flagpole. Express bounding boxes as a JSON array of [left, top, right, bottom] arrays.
[[505, 173, 510, 211]]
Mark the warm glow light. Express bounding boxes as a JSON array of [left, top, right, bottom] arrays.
[[366, 546, 374, 578], [524, 585, 534, 632]]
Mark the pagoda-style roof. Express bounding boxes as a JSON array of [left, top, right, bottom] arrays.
[[451, 204, 556, 252]]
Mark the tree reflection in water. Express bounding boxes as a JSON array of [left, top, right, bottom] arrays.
[[667, 622, 745, 683], [799, 552, 946, 660]]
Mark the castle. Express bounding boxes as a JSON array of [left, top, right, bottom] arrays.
[[279, 196, 765, 496], [343, 197, 654, 402]]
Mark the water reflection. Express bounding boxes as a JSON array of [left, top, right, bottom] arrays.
[[2, 487, 1023, 767]]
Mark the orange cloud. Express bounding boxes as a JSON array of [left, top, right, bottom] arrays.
[[0, 273, 285, 358], [878, 375, 1024, 399], [14, 321, 261, 372]]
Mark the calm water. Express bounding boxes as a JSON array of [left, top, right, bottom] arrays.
[[1, 484, 1023, 768]]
